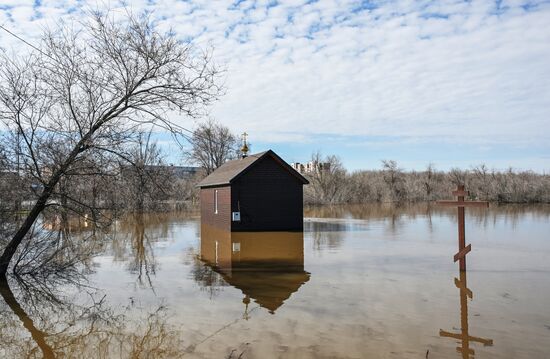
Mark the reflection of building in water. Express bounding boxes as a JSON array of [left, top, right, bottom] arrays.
[[200, 225, 310, 314], [439, 270, 493, 358]]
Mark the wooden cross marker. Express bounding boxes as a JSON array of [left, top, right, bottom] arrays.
[[437, 185, 488, 271], [440, 270, 493, 358]]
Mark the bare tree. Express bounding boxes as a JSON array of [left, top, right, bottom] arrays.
[[448, 167, 467, 187], [471, 164, 492, 200], [381, 160, 406, 202], [0, 144, 12, 216], [422, 163, 439, 200], [0, 10, 221, 276], [186, 119, 238, 175], [120, 131, 174, 212], [305, 152, 347, 204], [171, 170, 205, 206]]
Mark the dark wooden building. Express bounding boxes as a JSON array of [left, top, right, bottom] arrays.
[[197, 150, 309, 232]]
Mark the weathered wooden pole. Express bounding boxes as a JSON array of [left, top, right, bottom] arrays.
[[438, 185, 493, 356], [457, 185, 467, 271], [437, 185, 488, 272]]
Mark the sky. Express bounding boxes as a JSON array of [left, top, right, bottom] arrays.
[[0, 0, 549, 172]]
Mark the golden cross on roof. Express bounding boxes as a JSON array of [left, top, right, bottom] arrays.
[[240, 132, 249, 158]]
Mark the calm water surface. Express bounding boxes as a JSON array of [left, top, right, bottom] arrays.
[[1, 204, 550, 358]]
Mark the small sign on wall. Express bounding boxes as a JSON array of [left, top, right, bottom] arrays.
[[232, 212, 241, 222], [232, 242, 240, 252]]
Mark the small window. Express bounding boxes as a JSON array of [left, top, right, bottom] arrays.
[[214, 190, 218, 214]]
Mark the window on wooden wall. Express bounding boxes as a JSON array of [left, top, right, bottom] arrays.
[[214, 190, 218, 214]]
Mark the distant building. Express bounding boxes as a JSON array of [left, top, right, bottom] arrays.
[[120, 164, 201, 180], [290, 160, 331, 174], [197, 149, 309, 232], [290, 162, 306, 173], [165, 165, 202, 179]]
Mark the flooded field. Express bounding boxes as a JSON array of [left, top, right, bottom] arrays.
[[1, 204, 550, 358]]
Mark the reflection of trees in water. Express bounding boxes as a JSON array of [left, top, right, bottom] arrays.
[[305, 203, 423, 237], [466, 203, 550, 231], [306, 222, 345, 251], [185, 247, 228, 298], [4, 209, 178, 294], [305, 214, 406, 250], [121, 214, 157, 288], [9, 216, 104, 278], [305, 203, 434, 221], [110, 212, 181, 288], [1, 212, 190, 358], [0, 276, 55, 358], [0, 273, 187, 358], [304, 202, 550, 244], [305, 203, 550, 232]]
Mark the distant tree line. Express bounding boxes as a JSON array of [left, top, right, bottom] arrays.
[[0, 134, 205, 215], [304, 154, 550, 205]]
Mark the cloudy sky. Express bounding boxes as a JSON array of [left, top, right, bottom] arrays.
[[1, 0, 549, 171]]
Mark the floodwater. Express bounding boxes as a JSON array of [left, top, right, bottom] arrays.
[[1, 204, 550, 358]]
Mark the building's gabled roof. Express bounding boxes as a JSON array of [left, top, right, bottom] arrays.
[[218, 269, 310, 313], [197, 149, 309, 188]]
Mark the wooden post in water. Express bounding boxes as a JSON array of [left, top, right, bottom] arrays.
[[438, 185, 493, 356], [437, 185, 488, 271]]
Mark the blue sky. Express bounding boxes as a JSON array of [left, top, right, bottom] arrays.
[[1, 0, 549, 172]]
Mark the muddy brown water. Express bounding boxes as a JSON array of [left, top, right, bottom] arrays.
[[1, 203, 549, 358]]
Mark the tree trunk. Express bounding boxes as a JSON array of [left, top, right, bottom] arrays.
[[0, 276, 56, 358], [0, 139, 87, 275], [0, 184, 55, 275]]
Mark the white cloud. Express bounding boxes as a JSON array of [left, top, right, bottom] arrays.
[[1, 0, 549, 150]]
